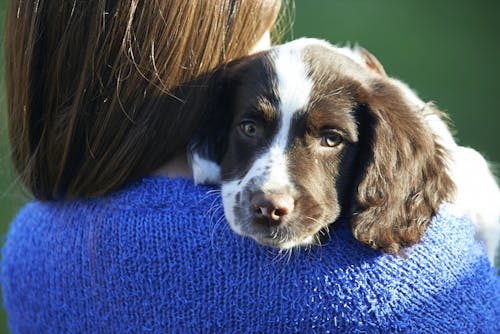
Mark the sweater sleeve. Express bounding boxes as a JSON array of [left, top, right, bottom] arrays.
[[2, 177, 499, 333]]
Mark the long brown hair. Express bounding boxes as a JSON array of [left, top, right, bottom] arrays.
[[5, 0, 283, 200]]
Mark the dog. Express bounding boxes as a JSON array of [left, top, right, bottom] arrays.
[[189, 38, 500, 261]]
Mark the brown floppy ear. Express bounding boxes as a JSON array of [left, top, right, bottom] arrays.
[[350, 80, 456, 254]]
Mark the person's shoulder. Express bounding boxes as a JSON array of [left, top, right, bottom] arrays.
[[12, 176, 214, 221], [99, 176, 217, 211], [3, 177, 219, 258]]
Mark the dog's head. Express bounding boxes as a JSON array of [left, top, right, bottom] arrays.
[[190, 38, 455, 253]]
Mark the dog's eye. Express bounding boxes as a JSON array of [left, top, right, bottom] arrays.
[[240, 121, 258, 137], [320, 132, 343, 147]]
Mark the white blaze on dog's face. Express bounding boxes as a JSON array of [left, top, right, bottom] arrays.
[[218, 40, 364, 249]]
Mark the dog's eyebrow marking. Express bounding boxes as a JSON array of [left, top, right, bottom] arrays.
[[254, 97, 276, 122], [244, 96, 277, 122]]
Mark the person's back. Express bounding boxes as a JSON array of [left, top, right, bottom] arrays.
[[3, 177, 499, 333]]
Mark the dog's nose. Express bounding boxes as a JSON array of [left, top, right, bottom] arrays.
[[251, 192, 295, 223]]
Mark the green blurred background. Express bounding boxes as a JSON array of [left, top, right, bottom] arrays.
[[0, 0, 499, 332]]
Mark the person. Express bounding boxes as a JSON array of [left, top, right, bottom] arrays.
[[1, 0, 499, 333]]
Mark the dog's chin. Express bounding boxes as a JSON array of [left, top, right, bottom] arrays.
[[251, 234, 317, 250], [228, 220, 325, 250]]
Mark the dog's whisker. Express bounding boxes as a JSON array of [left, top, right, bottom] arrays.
[[209, 214, 231, 250], [303, 216, 321, 225], [272, 246, 294, 264], [200, 189, 222, 202], [206, 202, 223, 216], [314, 234, 322, 247]]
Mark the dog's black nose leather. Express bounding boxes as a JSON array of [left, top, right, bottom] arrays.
[[251, 192, 295, 224]]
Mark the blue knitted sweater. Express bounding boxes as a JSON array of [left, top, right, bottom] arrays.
[[1, 177, 499, 333]]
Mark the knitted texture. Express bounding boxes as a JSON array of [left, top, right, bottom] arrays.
[[1, 177, 499, 333]]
